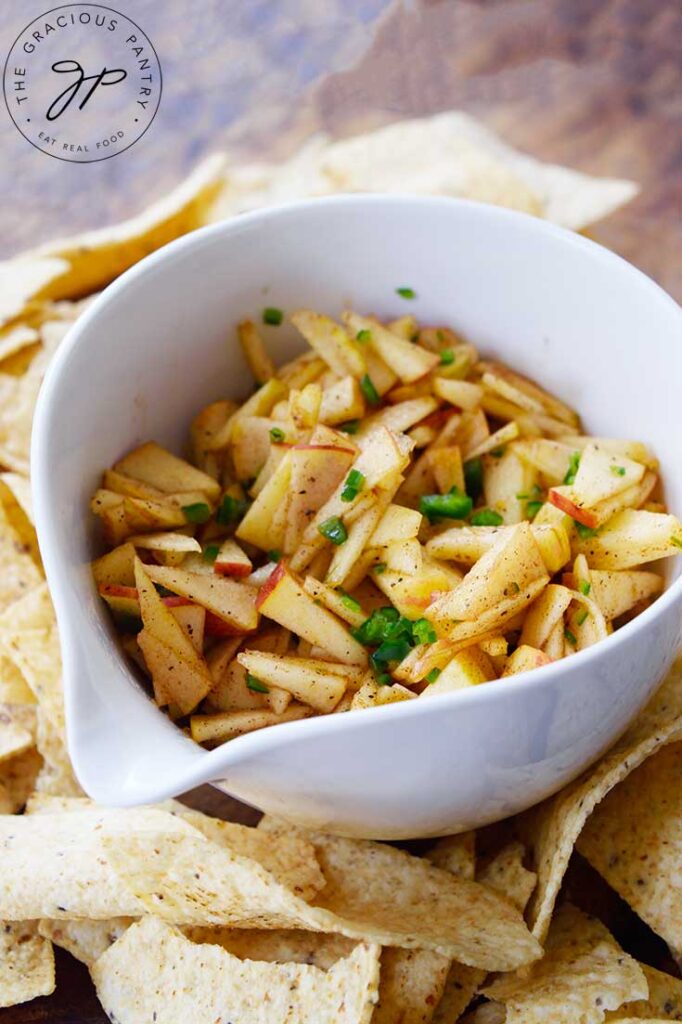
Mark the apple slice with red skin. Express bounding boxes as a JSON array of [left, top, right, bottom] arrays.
[[548, 488, 599, 529], [214, 539, 253, 578], [98, 584, 251, 638]]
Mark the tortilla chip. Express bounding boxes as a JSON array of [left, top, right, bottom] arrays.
[[0, 475, 39, 570], [577, 742, 682, 953], [0, 706, 34, 764], [0, 654, 34, 705], [31, 154, 226, 300], [184, 926, 357, 967], [460, 1005, 506, 1024], [0, 748, 42, 812], [0, 808, 202, 919], [605, 963, 682, 1020], [484, 904, 647, 1024], [213, 113, 637, 231], [0, 508, 42, 614], [260, 819, 542, 970], [38, 918, 133, 968], [426, 831, 476, 879], [0, 257, 69, 330], [520, 660, 682, 940], [0, 920, 55, 1008], [0, 324, 39, 365], [91, 916, 381, 1024], [374, 946, 450, 1024], [477, 841, 537, 913], [0, 347, 51, 474]]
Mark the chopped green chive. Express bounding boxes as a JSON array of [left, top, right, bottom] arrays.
[[373, 562, 387, 575], [267, 550, 281, 563], [671, 536, 682, 549], [516, 492, 529, 500], [202, 543, 219, 563], [352, 606, 411, 648], [575, 522, 598, 539], [525, 500, 544, 520], [463, 457, 483, 502], [341, 468, 366, 502], [564, 628, 577, 646], [318, 516, 347, 545], [339, 590, 361, 613], [471, 508, 504, 527], [339, 419, 360, 435], [396, 287, 416, 299], [420, 487, 473, 523], [269, 427, 285, 442], [262, 307, 283, 326], [360, 374, 381, 407], [412, 618, 437, 645], [579, 580, 591, 596], [611, 465, 626, 476], [564, 451, 581, 486], [216, 495, 250, 524], [375, 673, 392, 686], [426, 668, 441, 684], [576, 609, 589, 626], [356, 329, 372, 343], [439, 348, 455, 366], [246, 674, 269, 693], [509, 581, 520, 595], [182, 502, 211, 524], [491, 448, 505, 458], [372, 639, 412, 665]]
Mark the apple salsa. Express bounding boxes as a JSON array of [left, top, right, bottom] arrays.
[[90, 308, 682, 746]]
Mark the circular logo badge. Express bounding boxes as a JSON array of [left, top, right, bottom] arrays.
[[3, 4, 161, 163]]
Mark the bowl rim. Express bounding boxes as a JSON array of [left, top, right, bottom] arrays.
[[32, 192, 682, 787]]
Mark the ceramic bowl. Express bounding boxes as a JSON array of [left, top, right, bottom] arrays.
[[32, 195, 682, 839]]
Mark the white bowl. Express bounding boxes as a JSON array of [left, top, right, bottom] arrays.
[[32, 196, 682, 839]]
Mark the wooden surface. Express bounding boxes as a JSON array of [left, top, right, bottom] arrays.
[[1, 0, 680, 1019]]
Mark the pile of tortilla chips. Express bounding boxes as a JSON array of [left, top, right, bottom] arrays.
[[0, 114, 679, 1022]]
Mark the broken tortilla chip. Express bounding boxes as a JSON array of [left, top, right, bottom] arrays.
[[38, 918, 133, 968], [0, 747, 42, 812], [30, 154, 226, 300], [605, 962, 682, 1020], [91, 916, 381, 1024], [0, 257, 69, 330], [0, 324, 39, 365], [477, 841, 537, 914], [484, 903, 647, 1024], [520, 659, 682, 941], [577, 741, 682, 954], [374, 946, 450, 1024], [426, 831, 476, 880], [0, 920, 55, 1008]]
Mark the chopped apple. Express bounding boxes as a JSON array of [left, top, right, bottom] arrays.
[[356, 397, 438, 439], [256, 563, 368, 665], [513, 439, 577, 485], [388, 314, 418, 340], [432, 378, 483, 411], [326, 497, 387, 588], [566, 591, 609, 650], [477, 360, 579, 427], [452, 407, 490, 458], [204, 657, 271, 713], [277, 350, 326, 389], [318, 376, 365, 426], [284, 443, 355, 554], [190, 400, 236, 476], [466, 421, 520, 461], [98, 584, 143, 624], [362, 344, 398, 396], [92, 542, 136, 587], [142, 563, 258, 633], [383, 538, 423, 575], [114, 442, 220, 502], [238, 319, 276, 383], [426, 445, 465, 495], [168, 603, 205, 653], [520, 584, 573, 649], [532, 523, 572, 574], [208, 378, 287, 451], [483, 447, 537, 524], [588, 569, 663, 619], [343, 312, 439, 384], [584, 470, 657, 528], [427, 575, 549, 643], [575, 509, 682, 570], [127, 532, 202, 555], [214, 539, 253, 578], [570, 442, 645, 508], [558, 435, 658, 471], [502, 645, 552, 676], [190, 704, 312, 745], [291, 310, 366, 378], [206, 637, 242, 685], [236, 452, 292, 551], [288, 382, 322, 430], [370, 504, 422, 547], [481, 371, 544, 415], [543, 619, 565, 660], [371, 555, 463, 619], [302, 576, 367, 628], [426, 525, 500, 565], [421, 646, 496, 696], [231, 415, 289, 481], [237, 651, 347, 712], [548, 486, 598, 529]]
